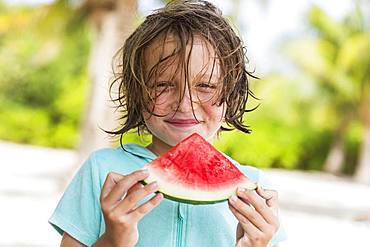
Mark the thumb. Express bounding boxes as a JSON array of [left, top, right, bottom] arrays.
[[236, 223, 244, 242]]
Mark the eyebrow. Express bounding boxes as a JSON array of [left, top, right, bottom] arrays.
[[197, 73, 218, 78], [194, 72, 220, 81]]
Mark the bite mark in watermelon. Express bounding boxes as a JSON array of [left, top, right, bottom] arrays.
[[143, 133, 257, 204]]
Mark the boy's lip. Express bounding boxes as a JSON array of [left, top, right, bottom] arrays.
[[165, 118, 202, 127]]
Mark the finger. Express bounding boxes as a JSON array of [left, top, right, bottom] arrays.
[[124, 183, 145, 213], [228, 202, 261, 237], [237, 188, 278, 227], [114, 181, 159, 214], [256, 186, 279, 216], [129, 193, 163, 221], [104, 170, 149, 207], [127, 183, 144, 195], [229, 195, 268, 232], [256, 186, 278, 208], [101, 172, 124, 200]]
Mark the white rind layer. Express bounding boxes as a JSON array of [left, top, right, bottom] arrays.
[[145, 166, 256, 202]]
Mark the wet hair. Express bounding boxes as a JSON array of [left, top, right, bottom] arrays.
[[106, 0, 258, 144]]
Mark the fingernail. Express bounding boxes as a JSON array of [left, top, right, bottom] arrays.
[[155, 193, 163, 203], [141, 169, 149, 175], [229, 195, 237, 203], [149, 181, 158, 189], [238, 187, 246, 194]]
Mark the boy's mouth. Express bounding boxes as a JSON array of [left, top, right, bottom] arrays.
[[165, 118, 201, 127]]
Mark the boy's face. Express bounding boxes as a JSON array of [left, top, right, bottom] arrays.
[[143, 35, 225, 153]]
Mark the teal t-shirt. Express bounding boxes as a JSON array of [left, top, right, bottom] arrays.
[[49, 144, 287, 246]]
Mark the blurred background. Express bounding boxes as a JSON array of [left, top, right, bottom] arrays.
[[0, 0, 369, 246]]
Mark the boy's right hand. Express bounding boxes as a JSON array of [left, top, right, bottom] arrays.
[[95, 170, 163, 247]]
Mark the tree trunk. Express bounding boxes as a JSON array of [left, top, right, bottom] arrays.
[[64, 0, 137, 185], [323, 134, 345, 174], [355, 89, 370, 184], [323, 117, 351, 174]]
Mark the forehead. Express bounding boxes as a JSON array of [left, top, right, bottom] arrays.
[[144, 34, 220, 78]]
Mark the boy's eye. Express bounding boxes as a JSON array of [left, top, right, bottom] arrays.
[[195, 82, 218, 92], [196, 83, 217, 88], [153, 81, 175, 96], [156, 81, 175, 88]]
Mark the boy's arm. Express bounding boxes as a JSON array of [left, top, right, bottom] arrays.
[[60, 233, 114, 247], [60, 233, 85, 247]]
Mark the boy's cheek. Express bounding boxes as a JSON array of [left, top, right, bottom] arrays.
[[203, 102, 226, 119], [142, 104, 168, 116]]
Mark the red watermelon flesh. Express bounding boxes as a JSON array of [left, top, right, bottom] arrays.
[[143, 133, 256, 204]]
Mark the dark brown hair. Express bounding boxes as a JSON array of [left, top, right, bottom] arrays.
[[106, 0, 258, 144]]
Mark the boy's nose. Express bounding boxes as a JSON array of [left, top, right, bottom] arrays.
[[174, 86, 196, 112]]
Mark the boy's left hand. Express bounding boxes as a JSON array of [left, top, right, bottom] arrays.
[[228, 186, 280, 247]]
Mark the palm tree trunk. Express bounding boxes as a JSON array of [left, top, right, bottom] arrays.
[[323, 116, 351, 174], [355, 90, 370, 184], [323, 134, 345, 174], [63, 0, 137, 185]]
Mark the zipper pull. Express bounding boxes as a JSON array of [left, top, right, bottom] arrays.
[[178, 203, 184, 219]]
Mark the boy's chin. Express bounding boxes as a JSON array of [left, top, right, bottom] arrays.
[[161, 133, 194, 147], [165, 131, 214, 146]]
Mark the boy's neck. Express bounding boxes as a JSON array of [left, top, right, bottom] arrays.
[[146, 139, 173, 157]]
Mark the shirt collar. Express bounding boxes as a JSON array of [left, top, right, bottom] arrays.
[[119, 143, 157, 160]]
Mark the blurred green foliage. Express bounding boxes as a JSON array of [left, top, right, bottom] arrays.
[[214, 74, 333, 171], [0, 0, 90, 148], [282, 4, 369, 173]]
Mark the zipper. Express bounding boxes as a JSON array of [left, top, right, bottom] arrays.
[[176, 203, 184, 247]]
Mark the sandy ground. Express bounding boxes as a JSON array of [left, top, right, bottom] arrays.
[[1, 141, 370, 247]]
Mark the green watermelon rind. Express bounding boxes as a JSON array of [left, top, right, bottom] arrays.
[[142, 179, 257, 205]]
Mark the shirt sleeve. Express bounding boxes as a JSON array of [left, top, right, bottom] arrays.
[[48, 152, 102, 246], [257, 169, 288, 247]]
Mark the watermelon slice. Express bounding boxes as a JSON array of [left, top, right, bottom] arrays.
[[143, 133, 256, 204]]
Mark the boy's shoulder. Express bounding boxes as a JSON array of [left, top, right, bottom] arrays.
[[83, 143, 156, 174], [90, 143, 155, 161]]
